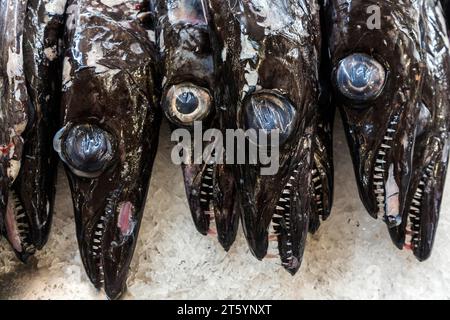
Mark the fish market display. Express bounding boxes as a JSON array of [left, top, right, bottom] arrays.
[[0, 0, 449, 299]]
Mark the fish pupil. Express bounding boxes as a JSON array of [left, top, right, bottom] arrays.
[[176, 91, 199, 114]]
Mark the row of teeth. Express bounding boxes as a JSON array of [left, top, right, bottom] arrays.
[[373, 119, 399, 218], [200, 165, 214, 210], [312, 168, 324, 217], [92, 212, 106, 284], [404, 162, 435, 250], [11, 191, 35, 254], [268, 169, 298, 266]]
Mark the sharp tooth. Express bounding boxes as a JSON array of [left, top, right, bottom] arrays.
[[290, 176, 295, 181], [313, 176, 321, 183], [276, 206, 285, 211], [411, 206, 420, 212], [200, 199, 208, 203], [294, 170, 299, 174], [387, 128, 396, 133], [273, 213, 283, 218], [381, 144, 391, 149], [384, 136, 393, 141], [286, 182, 293, 187], [95, 231, 102, 236], [272, 223, 280, 227], [200, 191, 208, 195], [378, 151, 386, 156], [97, 224, 103, 229], [283, 190, 290, 195], [374, 181, 384, 186], [279, 198, 288, 203], [92, 246, 99, 250], [315, 184, 322, 190], [376, 159, 386, 164], [93, 239, 101, 243], [412, 199, 421, 206]]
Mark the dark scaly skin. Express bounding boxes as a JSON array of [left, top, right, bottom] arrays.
[[157, 0, 239, 250], [54, 0, 161, 299], [325, 0, 450, 260], [0, 0, 65, 261], [208, 0, 326, 274]]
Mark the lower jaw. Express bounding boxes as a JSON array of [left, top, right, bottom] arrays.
[[4, 191, 35, 259]]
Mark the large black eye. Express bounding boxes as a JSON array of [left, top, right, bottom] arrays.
[[164, 83, 212, 127], [242, 90, 296, 146], [53, 124, 116, 178], [336, 53, 386, 102]]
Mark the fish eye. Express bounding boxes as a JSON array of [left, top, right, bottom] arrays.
[[53, 124, 116, 178], [242, 90, 296, 146], [163, 83, 212, 127], [335, 53, 386, 102]]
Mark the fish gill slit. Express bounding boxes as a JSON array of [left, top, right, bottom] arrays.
[[373, 117, 399, 218], [404, 161, 435, 250]]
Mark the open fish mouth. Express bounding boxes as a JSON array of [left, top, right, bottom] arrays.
[[371, 114, 401, 227], [4, 190, 36, 260], [269, 164, 304, 273], [402, 161, 435, 252]]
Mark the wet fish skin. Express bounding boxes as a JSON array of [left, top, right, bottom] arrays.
[[208, 0, 329, 274], [54, 0, 161, 299], [157, 0, 240, 251], [324, 0, 450, 260], [0, 0, 66, 261]]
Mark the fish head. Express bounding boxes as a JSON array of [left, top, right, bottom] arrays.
[[54, 2, 161, 299], [327, 1, 424, 228]]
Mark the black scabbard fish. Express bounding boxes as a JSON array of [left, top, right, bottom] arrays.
[[325, 0, 450, 260], [208, 0, 330, 274], [157, 0, 239, 251], [53, 0, 161, 299], [0, 0, 66, 261]]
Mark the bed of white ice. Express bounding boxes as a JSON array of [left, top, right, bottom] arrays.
[[1, 120, 449, 300]]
